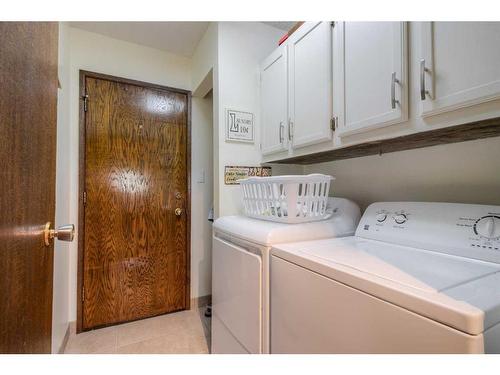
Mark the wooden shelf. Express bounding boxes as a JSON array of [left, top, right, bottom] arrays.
[[270, 117, 500, 165]]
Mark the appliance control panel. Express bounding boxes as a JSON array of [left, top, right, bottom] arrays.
[[356, 202, 500, 264]]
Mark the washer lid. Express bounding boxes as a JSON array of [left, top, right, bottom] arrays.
[[272, 237, 500, 335], [213, 198, 360, 246]]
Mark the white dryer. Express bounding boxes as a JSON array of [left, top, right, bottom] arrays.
[[270, 202, 500, 353], [211, 197, 360, 354]]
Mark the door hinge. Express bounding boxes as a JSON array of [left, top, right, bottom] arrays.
[[83, 191, 87, 206], [331, 21, 335, 28], [82, 94, 89, 112], [331, 116, 338, 131], [82, 287, 85, 302]]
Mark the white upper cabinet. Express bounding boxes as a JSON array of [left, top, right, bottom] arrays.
[[260, 44, 288, 155], [288, 21, 333, 149], [420, 22, 500, 117], [261, 22, 500, 163], [334, 22, 408, 137]]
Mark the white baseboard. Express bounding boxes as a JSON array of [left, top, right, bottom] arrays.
[[191, 295, 212, 309], [57, 324, 72, 354]]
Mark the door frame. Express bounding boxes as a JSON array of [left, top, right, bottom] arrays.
[[77, 70, 192, 333]]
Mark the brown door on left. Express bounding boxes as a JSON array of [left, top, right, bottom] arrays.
[[0, 23, 58, 353]]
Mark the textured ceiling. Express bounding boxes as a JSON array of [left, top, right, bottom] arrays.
[[70, 21, 298, 57], [70, 22, 210, 57]]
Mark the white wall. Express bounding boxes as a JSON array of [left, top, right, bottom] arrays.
[[190, 22, 292, 218], [216, 22, 286, 217], [190, 24, 220, 219], [52, 22, 71, 353], [191, 23, 218, 93], [64, 27, 193, 322], [188, 22, 300, 299], [303, 136, 500, 210], [190, 92, 214, 298]]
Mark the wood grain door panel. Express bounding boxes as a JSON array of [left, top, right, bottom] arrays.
[[0, 22, 58, 353], [82, 74, 189, 330]]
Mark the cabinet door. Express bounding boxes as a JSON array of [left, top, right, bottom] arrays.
[[260, 44, 288, 155], [288, 21, 333, 149], [420, 22, 500, 117], [334, 22, 408, 137]]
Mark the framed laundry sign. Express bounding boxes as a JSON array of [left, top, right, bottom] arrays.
[[226, 109, 254, 143], [224, 166, 272, 185]]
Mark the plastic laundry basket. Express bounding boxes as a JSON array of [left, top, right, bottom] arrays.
[[239, 174, 334, 223]]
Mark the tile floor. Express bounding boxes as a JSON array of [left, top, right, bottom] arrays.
[[64, 307, 211, 354]]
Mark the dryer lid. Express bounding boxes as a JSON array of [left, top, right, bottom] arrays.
[[272, 237, 500, 335], [213, 197, 360, 246]]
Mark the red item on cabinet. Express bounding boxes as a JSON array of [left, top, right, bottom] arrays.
[[278, 33, 289, 45]]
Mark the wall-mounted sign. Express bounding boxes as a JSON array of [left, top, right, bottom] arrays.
[[224, 166, 272, 185], [226, 109, 254, 143]]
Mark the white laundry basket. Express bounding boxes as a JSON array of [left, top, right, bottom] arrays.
[[239, 174, 334, 223]]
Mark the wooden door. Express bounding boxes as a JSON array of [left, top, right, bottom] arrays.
[[260, 44, 288, 155], [420, 22, 500, 117], [334, 22, 408, 137], [288, 21, 333, 149], [80, 72, 190, 331], [0, 22, 58, 353]]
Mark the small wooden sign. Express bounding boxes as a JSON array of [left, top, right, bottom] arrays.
[[226, 109, 254, 143], [224, 166, 272, 185]]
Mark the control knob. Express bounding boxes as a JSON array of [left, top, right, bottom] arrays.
[[376, 213, 387, 222], [394, 214, 407, 224], [474, 216, 500, 239]]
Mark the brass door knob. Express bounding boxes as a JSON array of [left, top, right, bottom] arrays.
[[44, 222, 75, 246], [175, 208, 183, 216]]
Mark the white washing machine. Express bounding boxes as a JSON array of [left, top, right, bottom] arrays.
[[211, 197, 360, 354], [270, 202, 500, 353]]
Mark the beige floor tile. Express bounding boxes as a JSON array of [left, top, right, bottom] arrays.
[[116, 309, 204, 347], [116, 332, 208, 354], [64, 325, 117, 354], [86, 346, 118, 354], [116, 314, 178, 347], [64, 308, 210, 354], [187, 334, 210, 354]]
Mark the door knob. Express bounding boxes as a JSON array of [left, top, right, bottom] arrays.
[[175, 208, 183, 216], [44, 222, 75, 246]]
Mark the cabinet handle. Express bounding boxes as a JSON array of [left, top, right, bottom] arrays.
[[420, 59, 430, 101], [279, 121, 284, 143], [288, 119, 293, 141], [391, 72, 400, 109]]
